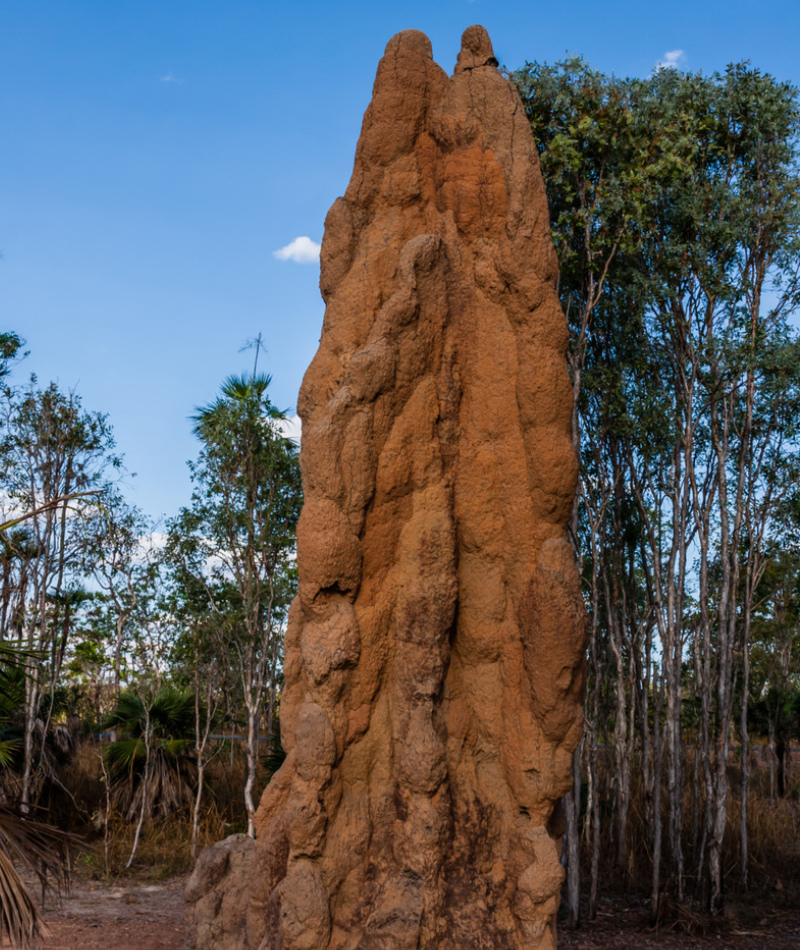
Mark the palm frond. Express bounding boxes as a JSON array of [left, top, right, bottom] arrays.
[[261, 733, 286, 779], [0, 643, 44, 676], [0, 739, 21, 770], [103, 738, 145, 778], [0, 804, 77, 947], [0, 668, 26, 724], [0, 806, 73, 892], [0, 846, 42, 948]]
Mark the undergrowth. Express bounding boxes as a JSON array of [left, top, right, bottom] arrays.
[[74, 806, 235, 881], [582, 748, 800, 922], [45, 736, 259, 880]]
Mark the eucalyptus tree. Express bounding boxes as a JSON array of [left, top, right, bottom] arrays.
[[166, 373, 302, 834], [515, 57, 800, 915], [0, 332, 25, 383], [0, 379, 120, 807], [83, 491, 156, 696], [631, 64, 800, 909]]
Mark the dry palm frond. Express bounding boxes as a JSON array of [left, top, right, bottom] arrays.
[[0, 804, 77, 948], [0, 846, 42, 948], [113, 746, 196, 822]]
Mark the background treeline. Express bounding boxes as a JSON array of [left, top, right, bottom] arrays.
[[0, 52, 799, 940], [512, 59, 800, 921], [0, 331, 301, 906]]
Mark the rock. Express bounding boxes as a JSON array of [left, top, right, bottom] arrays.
[[184, 834, 254, 950], [186, 24, 586, 950]]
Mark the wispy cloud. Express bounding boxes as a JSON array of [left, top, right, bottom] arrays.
[[133, 530, 167, 564], [273, 236, 320, 264], [278, 414, 302, 445], [655, 49, 686, 71], [160, 72, 184, 84]]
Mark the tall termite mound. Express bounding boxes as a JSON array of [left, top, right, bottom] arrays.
[[187, 24, 586, 950]]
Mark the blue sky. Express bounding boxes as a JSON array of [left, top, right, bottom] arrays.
[[2, 0, 799, 520]]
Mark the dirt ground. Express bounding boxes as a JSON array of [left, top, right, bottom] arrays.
[[21, 876, 800, 950], [558, 905, 800, 950], [34, 875, 187, 950]]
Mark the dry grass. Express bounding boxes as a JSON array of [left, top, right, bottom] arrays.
[[73, 803, 232, 881], [585, 750, 800, 917], [56, 737, 255, 881], [653, 893, 715, 936], [725, 792, 800, 892]]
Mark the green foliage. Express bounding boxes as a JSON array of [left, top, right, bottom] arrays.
[[102, 686, 198, 821], [0, 332, 26, 382], [515, 56, 800, 908], [165, 370, 302, 723], [102, 686, 195, 766]]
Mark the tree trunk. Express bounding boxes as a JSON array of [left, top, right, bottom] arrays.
[[768, 725, 776, 800], [563, 743, 582, 928], [739, 610, 751, 889], [651, 670, 665, 921], [127, 706, 152, 869], [20, 670, 39, 812], [244, 705, 259, 837], [776, 735, 787, 798], [192, 763, 205, 862]]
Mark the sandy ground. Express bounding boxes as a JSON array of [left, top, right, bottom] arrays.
[[16, 876, 799, 950], [35, 875, 186, 950]]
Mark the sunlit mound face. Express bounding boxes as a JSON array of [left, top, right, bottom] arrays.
[[186, 24, 585, 950]]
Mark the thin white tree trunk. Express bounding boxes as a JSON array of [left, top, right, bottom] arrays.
[[244, 705, 259, 837], [127, 707, 152, 869]]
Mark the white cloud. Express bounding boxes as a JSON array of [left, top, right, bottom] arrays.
[[273, 236, 321, 265], [160, 72, 184, 84], [130, 530, 167, 565], [140, 531, 167, 551], [278, 414, 302, 445], [655, 49, 686, 71]]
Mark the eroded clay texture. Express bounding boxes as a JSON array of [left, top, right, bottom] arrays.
[[187, 24, 586, 950]]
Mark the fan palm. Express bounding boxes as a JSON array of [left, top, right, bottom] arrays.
[[191, 373, 285, 439], [102, 686, 197, 821]]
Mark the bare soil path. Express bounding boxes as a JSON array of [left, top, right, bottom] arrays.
[[36, 875, 187, 950], [20, 876, 800, 950]]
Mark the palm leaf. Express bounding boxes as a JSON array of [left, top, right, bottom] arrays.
[[0, 739, 21, 770], [101, 692, 147, 735], [0, 804, 77, 948], [0, 847, 42, 948], [103, 737, 145, 778], [0, 806, 73, 891]]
